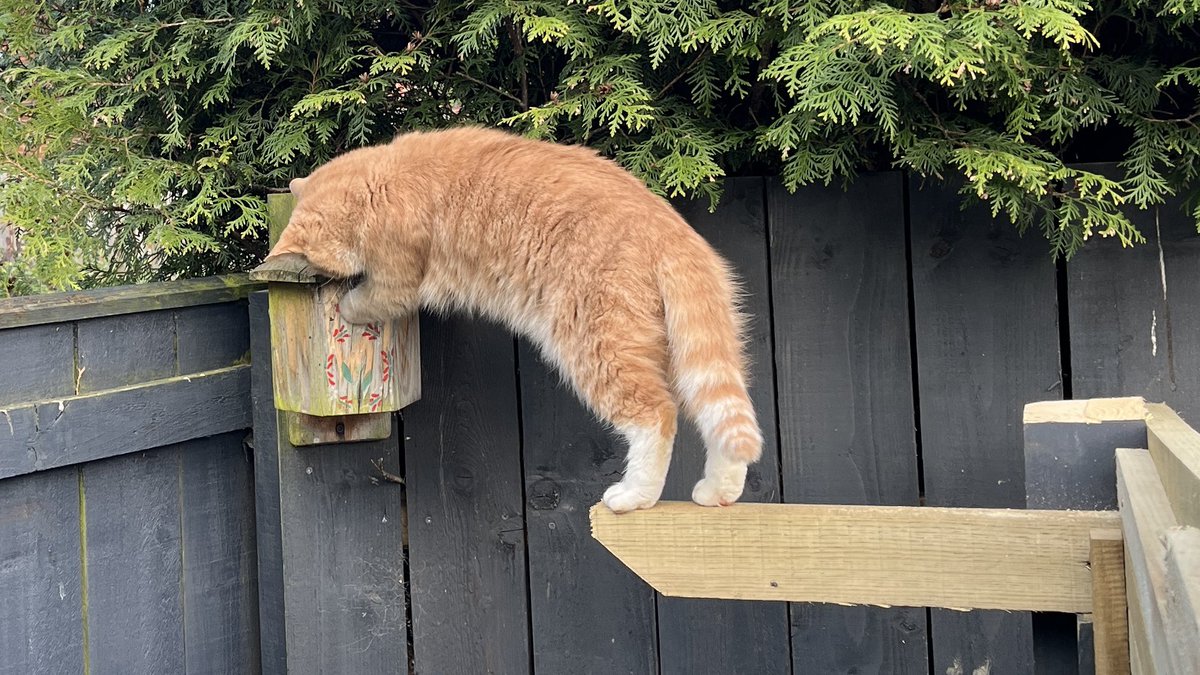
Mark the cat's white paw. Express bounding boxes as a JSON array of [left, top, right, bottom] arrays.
[[602, 481, 660, 513], [337, 287, 378, 325], [692, 462, 748, 507]]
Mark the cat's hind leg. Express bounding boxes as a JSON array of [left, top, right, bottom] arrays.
[[566, 331, 677, 513]]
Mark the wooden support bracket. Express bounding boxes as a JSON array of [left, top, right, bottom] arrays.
[[590, 501, 1117, 613]]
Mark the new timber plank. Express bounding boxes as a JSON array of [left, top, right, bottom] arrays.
[[83, 449, 186, 675], [1089, 529, 1129, 675], [653, 177, 790, 675], [0, 467, 83, 675], [1116, 448, 1177, 674], [591, 501, 1116, 612], [403, 315, 530, 675], [520, 345, 659, 675], [0, 365, 251, 479], [248, 295, 409, 675], [909, 177, 1062, 673], [181, 433, 260, 675], [1145, 403, 1200, 528], [769, 173, 927, 674], [1163, 526, 1200, 674]]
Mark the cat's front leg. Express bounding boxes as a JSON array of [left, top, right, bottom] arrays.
[[337, 281, 387, 325]]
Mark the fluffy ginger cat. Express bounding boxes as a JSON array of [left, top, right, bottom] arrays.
[[268, 127, 762, 513]]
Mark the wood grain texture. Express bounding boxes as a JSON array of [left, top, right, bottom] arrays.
[[653, 177, 790, 675], [0, 365, 251, 479], [83, 448, 186, 675], [1116, 448, 1176, 674], [76, 310, 177, 392], [284, 410, 393, 446], [1145, 403, 1200, 528], [1089, 529, 1129, 675], [403, 315, 529, 675], [0, 466, 83, 675], [0, 274, 261, 330], [176, 301, 251, 374], [1066, 176, 1200, 420], [181, 433, 260, 675], [1163, 526, 1200, 675], [0, 323, 75, 407], [769, 174, 928, 674], [1023, 397, 1147, 424], [248, 252, 320, 283], [519, 344, 659, 675], [909, 176, 1062, 673], [591, 501, 1116, 612], [249, 294, 410, 675]]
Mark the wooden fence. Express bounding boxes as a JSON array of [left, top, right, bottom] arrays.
[[0, 277, 261, 675], [1, 168, 1197, 674]]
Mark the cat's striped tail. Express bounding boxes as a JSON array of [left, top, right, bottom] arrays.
[[657, 237, 763, 471]]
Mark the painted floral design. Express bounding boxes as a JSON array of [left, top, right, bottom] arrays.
[[325, 314, 396, 413]]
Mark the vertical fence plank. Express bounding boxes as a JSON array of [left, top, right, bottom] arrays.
[[1068, 186, 1200, 419], [76, 310, 176, 392], [403, 316, 530, 675], [0, 323, 75, 406], [909, 178, 1062, 674], [181, 432, 260, 675], [520, 346, 659, 675], [249, 294, 409, 675], [176, 302, 251, 374], [0, 467, 83, 675], [654, 177, 791, 675], [769, 174, 929, 674], [84, 449, 186, 675]]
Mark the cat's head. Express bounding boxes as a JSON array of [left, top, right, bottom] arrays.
[[268, 151, 380, 278]]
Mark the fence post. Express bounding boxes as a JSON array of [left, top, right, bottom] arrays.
[[249, 195, 413, 673]]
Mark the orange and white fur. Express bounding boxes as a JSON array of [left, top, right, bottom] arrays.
[[270, 127, 762, 512]]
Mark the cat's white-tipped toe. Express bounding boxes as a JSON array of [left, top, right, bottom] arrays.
[[691, 462, 748, 507], [602, 481, 660, 513]]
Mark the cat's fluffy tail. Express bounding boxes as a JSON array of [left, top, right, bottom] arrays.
[[658, 241, 763, 466]]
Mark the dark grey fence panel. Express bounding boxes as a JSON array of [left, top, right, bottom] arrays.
[[909, 178, 1063, 674], [76, 310, 177, 392], [0, 281, 260, 675], [83, 448, 187, 675], [182, 432, 260, 675], [248, 293, 409, 675], [0, 323, 74, 407], [403, 315, 530, 675], [769, 173, 929, 674], [656, 177, 791, 675], [0, 466, 83, 675], [519, 343, 660, 675], [1068, 196, 1200, 418]]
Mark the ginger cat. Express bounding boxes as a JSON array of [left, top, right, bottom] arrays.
[[269, 127, 762, 512]]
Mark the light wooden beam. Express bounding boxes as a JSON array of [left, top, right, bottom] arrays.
[[1023, 396, 1147, 424], [1163, 526, 1200, 674], [1116, 448, 1182, 675], [1088, 529, 1130, 675], [590, 501, 1117, 613], [1145, 403, 1200, 529]]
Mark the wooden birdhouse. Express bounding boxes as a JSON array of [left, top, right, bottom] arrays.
[[249, 193, 420, 446]]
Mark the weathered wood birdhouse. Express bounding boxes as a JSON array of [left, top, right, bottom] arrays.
[[249, 193, 420, 446]]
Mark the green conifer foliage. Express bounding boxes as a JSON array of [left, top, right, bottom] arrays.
[[1, 1, 1197, 293]]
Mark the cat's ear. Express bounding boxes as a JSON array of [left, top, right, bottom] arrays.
[[289, 176, 308, 196]]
